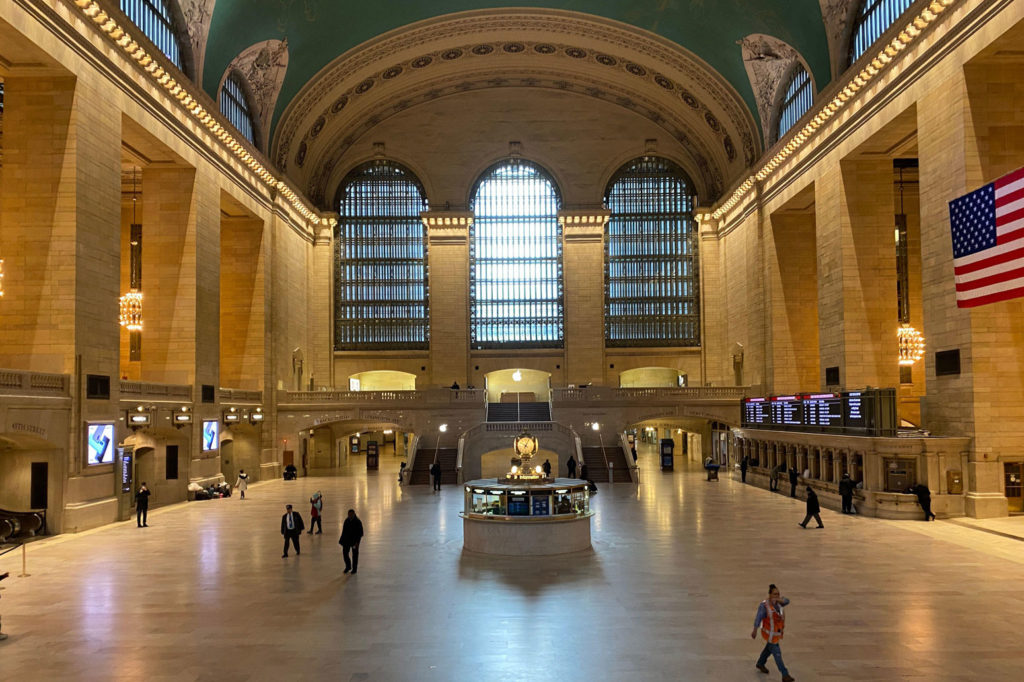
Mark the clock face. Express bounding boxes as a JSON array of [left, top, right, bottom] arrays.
[[515, 434, 536, 456]]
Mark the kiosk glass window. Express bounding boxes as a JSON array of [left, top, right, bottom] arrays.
[[470, 160, 563, 348], [335, 161, 429, 350], [605, 157, 699, 346]]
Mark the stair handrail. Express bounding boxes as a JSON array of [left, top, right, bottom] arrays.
[[620, 431, 639, 486], [597, 430, 611, 481], [570, 426, 584, 477], [456, 430, 466, 485]]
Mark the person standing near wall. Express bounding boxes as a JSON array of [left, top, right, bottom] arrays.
[[741, 455, 749, 483], [135, 482, 151, 527], [751, 584, 795, 681], [914, 483, 936, 521], [839, 473, 855, 514], [788, 467, 798, 498], [235, 469, 249, 499]]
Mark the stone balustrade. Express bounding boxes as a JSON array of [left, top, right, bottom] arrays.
[[120, 380, 192, 400], [0, 369, 70, 397], [219, 387, 263, 403]]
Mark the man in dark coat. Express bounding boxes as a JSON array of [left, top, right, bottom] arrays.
[[799, 486, 824, 528], [280, 504, 305, 557], [741, 455, 749, 483], [838, 473, 855, 513], [430, 461, 442, 491], [135, 482, 151, 527], [567, 454, 577, 478], [788, 467, 798, 498], [542, 459, 552, 477], [914, 483, 936, 521], [339, 509, 364, 574]]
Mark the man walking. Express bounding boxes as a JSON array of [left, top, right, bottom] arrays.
[[135, 482, 151, 527], [751, 584, 795, 682], [280, 504, 304, 557], [799, 485, 823, 529], [430, 460, 442, 491], [838, 473, 855, 514], [339, 509, 364, 574]]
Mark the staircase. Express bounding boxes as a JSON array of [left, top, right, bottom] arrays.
[[580, 447, 609, 482], [487, 402, 550, 422], [409, 447, 459, 485], [604, 446, 633, 482]]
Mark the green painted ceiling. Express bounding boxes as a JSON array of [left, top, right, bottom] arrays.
[[203, 0, 831, 136]]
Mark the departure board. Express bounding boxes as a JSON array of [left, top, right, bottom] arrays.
[[741, 388, 896, 436], [802, 393, 843, 429], [743, 397, 771, 425]]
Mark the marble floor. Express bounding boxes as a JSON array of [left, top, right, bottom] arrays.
[[1, 445, 1022, 681]]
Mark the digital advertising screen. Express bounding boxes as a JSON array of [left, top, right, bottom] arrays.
[[87, 423, 114, 465], [202, 420, 220, 451]]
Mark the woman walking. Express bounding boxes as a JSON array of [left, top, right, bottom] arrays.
[[235, 469, 249, 500]]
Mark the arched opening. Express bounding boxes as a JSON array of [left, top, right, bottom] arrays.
[[618, 367, 686, 388], [348, 370, 417, 392], [0, 431, 62, 535], [470, 159, 563, 349]]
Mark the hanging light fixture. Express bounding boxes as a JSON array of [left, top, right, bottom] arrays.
[[119, 291, 143, 330], [120, 168, 143, 358], [898, 324, 925, 366]]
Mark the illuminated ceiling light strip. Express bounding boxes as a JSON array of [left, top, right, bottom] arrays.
[[72, 1, 333, 228], [712, 0, 961, 221]]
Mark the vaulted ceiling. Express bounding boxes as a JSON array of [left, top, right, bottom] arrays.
[[195, 1, 836, 206], [203, 0, 830, 129]]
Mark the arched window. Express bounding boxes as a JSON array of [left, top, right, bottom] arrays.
[[604, 157, 699, 347], [850, 0, 915, 64], [220, 73, 257, 148], [470, 159, 563, 348], [335, 161, 429, 350], [120, 0, 186, 72], [776, 66, 813, 140]]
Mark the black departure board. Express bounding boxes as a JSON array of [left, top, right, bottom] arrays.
[[741, 388, 895, 436]]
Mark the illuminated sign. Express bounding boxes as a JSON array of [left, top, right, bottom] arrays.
[[87, 423, 114, 465], [741, 389, 895, 437], [202, 420, 219, 451]]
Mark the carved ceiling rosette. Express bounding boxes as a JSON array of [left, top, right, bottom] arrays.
[[271, 9, 761, 208], [221, 39, 290, 152]]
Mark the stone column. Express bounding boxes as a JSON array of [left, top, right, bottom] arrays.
[[423, 211, 472, 386], [815, 157, 899, 390], [307, 224, 333, 389], [559, 211, 608, 386]]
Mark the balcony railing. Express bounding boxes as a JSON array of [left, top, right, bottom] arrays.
[[219, 388, 263, 403], [0, 370, 70, 397], [120, 380, 191, 400], [552, 386, 749, 402], [279, 388, 486, 404]]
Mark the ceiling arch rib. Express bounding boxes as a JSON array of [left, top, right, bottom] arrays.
[[739, 34, 816, 148], [272, 10, 762, 207]]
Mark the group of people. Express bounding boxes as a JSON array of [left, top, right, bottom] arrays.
[[280, 493, 365, 574]]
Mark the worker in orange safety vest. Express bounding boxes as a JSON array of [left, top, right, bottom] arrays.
[[751, 584, 794, 681]]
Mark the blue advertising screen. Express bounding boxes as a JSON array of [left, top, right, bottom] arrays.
[[202, 420, 219, 451], [87, 423, 114, 465]]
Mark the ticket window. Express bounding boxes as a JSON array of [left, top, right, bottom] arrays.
[[885, 458, 917, 492], [471, 491, 506, 515], [1005, 463, 1023, 513]]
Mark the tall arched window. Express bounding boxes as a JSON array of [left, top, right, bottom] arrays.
[[850, 0, 915, 64], [220, 73, 257, 148], [470, 159, 563, 348], [120, 0, 186, 72], [605, 157, 699, 347], [776, 66, 813, 140], [335, 161, 429, 350]]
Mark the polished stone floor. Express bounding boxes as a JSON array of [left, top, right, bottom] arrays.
[[1, 444, 1022, 681]]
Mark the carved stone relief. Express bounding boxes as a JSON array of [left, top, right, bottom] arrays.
[[181, 0, 216, 82], [819, 0, 860, 77], [738, 34, 805, 147], [223, 39, 290, 152]]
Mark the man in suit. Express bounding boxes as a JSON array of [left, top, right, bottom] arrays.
[[135, 482, 151, 527], [339, 509, 364, 574], [281, 504, 305, 557]]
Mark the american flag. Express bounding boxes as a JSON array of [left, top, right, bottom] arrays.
[[949, 166, 1024, 308]]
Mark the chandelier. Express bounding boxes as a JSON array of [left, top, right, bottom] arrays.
[[119, 291, 143, 331], [898, 324, 924, 366]]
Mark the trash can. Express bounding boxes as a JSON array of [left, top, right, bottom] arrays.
[[660, 438, 674, 471]]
